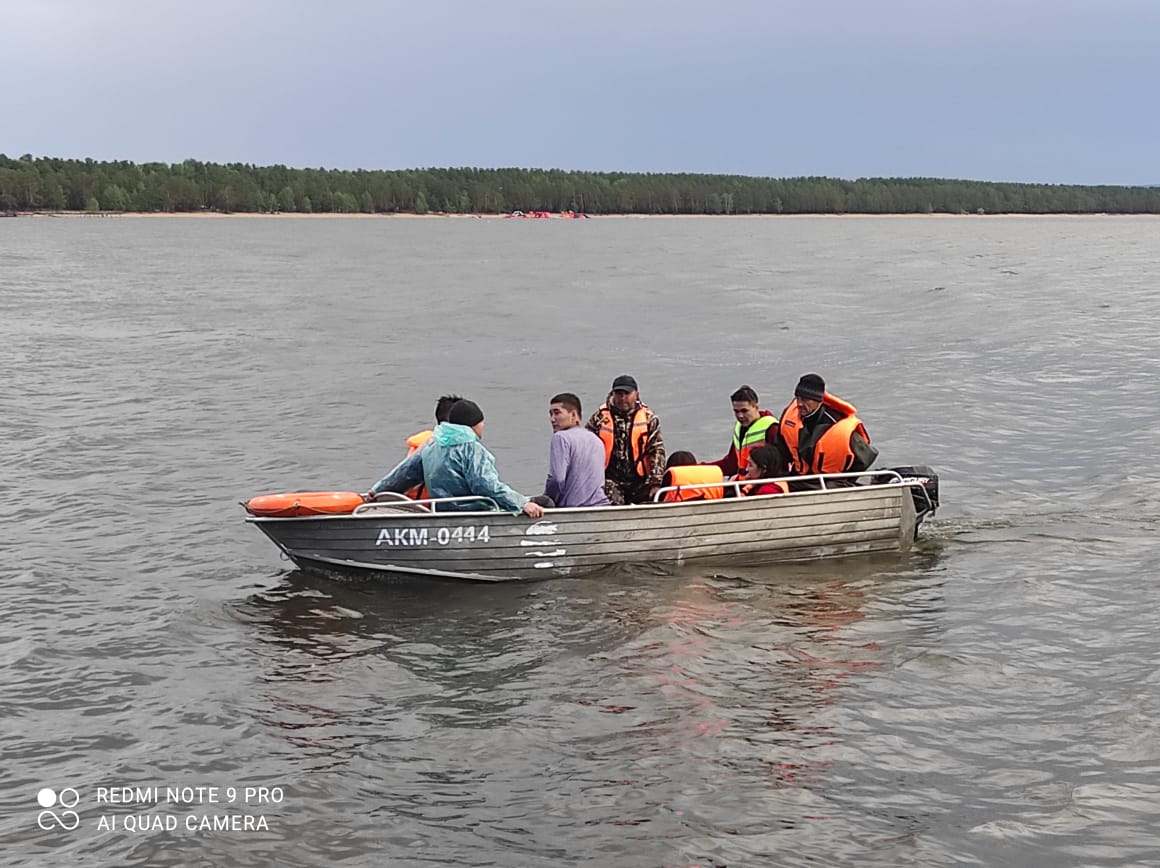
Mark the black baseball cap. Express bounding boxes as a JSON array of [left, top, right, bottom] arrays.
[[611, 374, 638, 393]]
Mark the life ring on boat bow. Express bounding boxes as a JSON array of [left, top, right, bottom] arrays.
[[243, 491, 365, 517]]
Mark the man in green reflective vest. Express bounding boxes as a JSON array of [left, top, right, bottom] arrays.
[[704, 385, 778, 481]]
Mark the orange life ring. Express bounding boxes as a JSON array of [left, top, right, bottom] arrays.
[[244, 491, 365, 517]]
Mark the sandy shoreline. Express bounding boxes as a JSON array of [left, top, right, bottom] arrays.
[[6, 210, 1156, 219]]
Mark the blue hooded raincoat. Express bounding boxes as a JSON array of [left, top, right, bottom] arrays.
[[369, 422, 529, 513]]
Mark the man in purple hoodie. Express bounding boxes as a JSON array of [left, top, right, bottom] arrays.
[[544, 393, 611, 508]]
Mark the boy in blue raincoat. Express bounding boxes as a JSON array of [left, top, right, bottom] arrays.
[[367, 400, 544, 517]]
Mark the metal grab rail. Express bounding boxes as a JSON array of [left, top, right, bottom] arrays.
[[651, 469, 910, 503], [352, 493, 501, 516], [892, 470, 936, 515]]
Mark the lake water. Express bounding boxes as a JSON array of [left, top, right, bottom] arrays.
[[2, 214, 1159, 866]]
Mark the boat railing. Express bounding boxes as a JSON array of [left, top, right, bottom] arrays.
[[889, 470, 936, 515], [352, 493, 501, 516], [652, 468, 919, 503]]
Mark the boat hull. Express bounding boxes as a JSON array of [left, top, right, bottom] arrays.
[[248, 483, 919, 582]]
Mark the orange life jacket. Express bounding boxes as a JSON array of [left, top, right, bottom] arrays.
[[596, 403, 654, 479], [662, 465, 725, 502], [777, 392, 870, 475], [404, 429, 434, 499], [733, 412, 777, 479], [406, 429, 434, 456]]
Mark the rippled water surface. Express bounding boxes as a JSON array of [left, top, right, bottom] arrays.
[[2, 215, 1159, 867]]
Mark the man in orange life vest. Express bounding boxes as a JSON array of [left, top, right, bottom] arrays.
[[768, 373, 878, 489], [585, 374, 667, 505], [705, 385, 778, 481]]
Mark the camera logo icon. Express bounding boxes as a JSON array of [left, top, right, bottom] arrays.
[[37, 787, 80, 831]]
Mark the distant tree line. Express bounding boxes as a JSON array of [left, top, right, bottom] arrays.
[[2, 153, 1157, 216]]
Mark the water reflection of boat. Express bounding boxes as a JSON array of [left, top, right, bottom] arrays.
[[236, 569, 651, 726], [244, 470, 939, 583]]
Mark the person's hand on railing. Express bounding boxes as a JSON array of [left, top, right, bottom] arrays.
[[522, 501, 545, 519]]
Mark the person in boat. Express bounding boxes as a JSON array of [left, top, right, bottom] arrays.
[[404, 393, 462, 456], [585, 374, 667, 505], [704, 385, 779, 482], [379, 393, 461, 502], [661, 451, 724, 503], [544, 392, 610, 508], [741, 445, 788, 496], [767, 373, 878, 490], [366, 399, 545, 517]]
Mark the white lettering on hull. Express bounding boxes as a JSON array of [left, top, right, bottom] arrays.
[[375, 526, 491, 547]]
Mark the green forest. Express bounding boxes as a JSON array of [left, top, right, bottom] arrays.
[[2, 154, 1157, 216]]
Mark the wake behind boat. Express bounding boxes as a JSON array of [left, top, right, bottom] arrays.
[[244, 468, 939, 582]]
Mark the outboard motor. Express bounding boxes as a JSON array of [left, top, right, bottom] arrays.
[[887, 465, 939, 521]]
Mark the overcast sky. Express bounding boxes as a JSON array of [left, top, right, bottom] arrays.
[[4, 0, 1157, 184]]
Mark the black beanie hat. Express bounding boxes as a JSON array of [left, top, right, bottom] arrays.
[[794, 373, 826, 401], [448, 399, 485, 427]]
